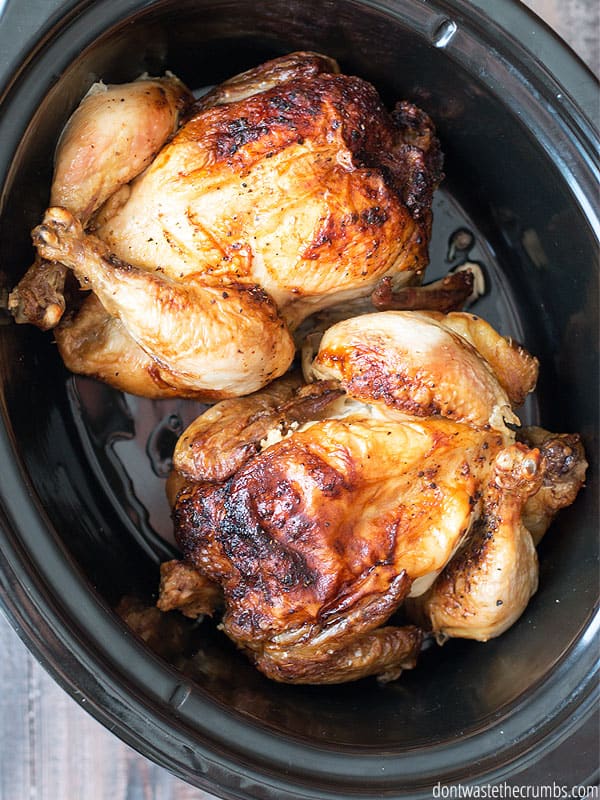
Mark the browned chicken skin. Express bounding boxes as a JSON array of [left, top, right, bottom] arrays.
[[162, 311, 586, 683], [11, 52, 443, 400]]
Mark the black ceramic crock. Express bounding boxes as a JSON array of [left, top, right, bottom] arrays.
[[0, 1, 598, 796]]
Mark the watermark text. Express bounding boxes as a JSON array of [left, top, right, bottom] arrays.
[[433, 783, 598, 799]]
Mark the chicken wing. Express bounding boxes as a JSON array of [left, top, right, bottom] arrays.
[[194, 51, 340, 111], [172, 373, 342, 481], [308, 310, 538, 430], [156, 559, 222, 619]]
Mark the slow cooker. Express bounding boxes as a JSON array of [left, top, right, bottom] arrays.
[[0, 0, 598, 796]]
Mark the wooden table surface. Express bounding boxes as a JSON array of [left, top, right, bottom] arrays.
[[0, 2, 597, 799]]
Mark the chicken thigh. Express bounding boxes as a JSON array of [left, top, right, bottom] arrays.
[[12, 52, 443, 400], [160, 311, 586, 683]]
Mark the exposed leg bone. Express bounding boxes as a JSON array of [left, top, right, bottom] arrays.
[[517, 426, 588, 544], [8, 256, 68, 330]]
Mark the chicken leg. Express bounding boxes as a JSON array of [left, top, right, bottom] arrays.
[[33, 207, 295, 399], [9, 75, 193, 329], [406, 444, 542, 641]]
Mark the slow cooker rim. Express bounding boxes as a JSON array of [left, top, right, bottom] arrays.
[[0, 0, 598, 129], [0, 0, 599, 795], [0, 0, 597, 246]]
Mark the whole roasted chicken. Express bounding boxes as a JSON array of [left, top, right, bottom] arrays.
[[9, 52, 443, 399], [158, 311, 586, 683]]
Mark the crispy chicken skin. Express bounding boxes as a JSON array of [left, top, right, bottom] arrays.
[[168, 397, 528, 682], [173, 414, 508, 678], [13, 52, 443, 400], [162, 311, 585, 683]]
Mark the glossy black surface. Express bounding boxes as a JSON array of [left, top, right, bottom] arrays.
[[0, 0, 598, 796]]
